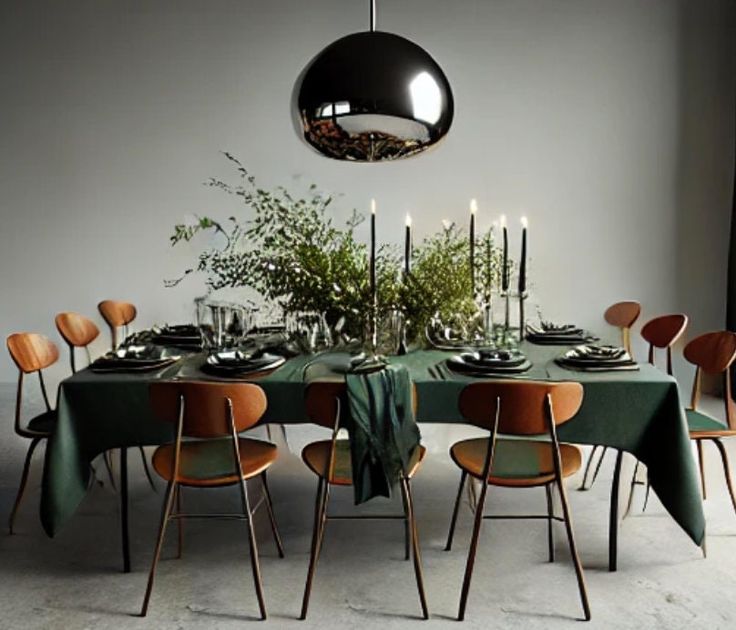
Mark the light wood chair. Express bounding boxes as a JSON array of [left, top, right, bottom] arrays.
[[98, 300, 137, 350], [622, 314, 689, 512], [5, 333, 60, 534], [299, 380, 428, 620], [55, 310, 156, 491], [54, 312, 99, 373], [603, 300, 641, 355], [446, 380, 590, 621], [682, 331, 736, 539], [140, 381, 283, 619], [579, 301, 643, 492]]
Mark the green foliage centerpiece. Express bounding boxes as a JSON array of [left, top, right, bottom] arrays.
[[167, 154, 508, 349]]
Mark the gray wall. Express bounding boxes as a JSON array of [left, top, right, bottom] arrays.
[[0, 0, 734, 383]]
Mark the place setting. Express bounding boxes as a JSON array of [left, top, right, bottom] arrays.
[[89, 344, 181, 373], [555, 343, 639, 372]]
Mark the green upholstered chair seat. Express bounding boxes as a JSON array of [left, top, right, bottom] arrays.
[[686, 409, 729, 434], [450, 437, 582, 487], [152, 437, 277, 486]]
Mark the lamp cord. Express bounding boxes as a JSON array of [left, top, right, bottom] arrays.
[[369, 0, 376, 31]]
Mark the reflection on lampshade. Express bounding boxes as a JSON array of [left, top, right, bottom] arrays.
[[294, 31, 454, 162]]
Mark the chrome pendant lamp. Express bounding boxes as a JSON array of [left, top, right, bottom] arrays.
[[293, 0, 454, 161]]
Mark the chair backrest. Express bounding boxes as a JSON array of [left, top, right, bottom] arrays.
[[55, 312, 100, 348], [6, 333, 58, 428], [604, 301, 641, 354], [458, 380, 583, 436], [149, 381, 267, 438], [304, 379, 419, 430], [98, 300, 137, 349], [683, 331, 736, 429], [6, 333, 59, 374], [640, 313, 688, 374]]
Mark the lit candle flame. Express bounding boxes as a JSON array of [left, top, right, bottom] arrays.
[[500, 214, 507, 228], [521, 216, 528, 228], [470, 199, 478, 214], [442, 219, 452, 230], [370, 199, 376, 214], [405, 213, 412, 227]]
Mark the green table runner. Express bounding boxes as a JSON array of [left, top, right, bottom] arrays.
[[41, 344, 704, 547]]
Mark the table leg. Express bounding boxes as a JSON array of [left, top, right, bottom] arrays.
[[120, 447, 130, 573], [609, 449, 623, 572]]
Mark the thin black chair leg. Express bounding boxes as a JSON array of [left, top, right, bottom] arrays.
[[139, 446, 157, 492], [261, 472, 285, 558], [120, 447, 130, 573], [237, 476, 267, 620], [8, 437, 42, 535], [545, 483, 555, 562], [400, 478, 411, 560], [401, 478, 429, 619], [590, 446, 608, 487], [623, 461, 640, 519], [445, 470, 467, 551], [139, 481, 177, 616], [300, 478, 329, 620], [175, 485, 183, 559], [609, 450, 623, 572], [713, 439, 736, 516], [697, 439, 707, 500], [104, 450, 117, 491], [578, 445, 599, 491]]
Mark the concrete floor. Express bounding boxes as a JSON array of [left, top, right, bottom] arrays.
[[1, 383, 735, 629]]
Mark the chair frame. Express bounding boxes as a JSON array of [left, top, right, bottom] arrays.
[[446, 383, 590, 622], [6, 333, 58, 534], [299, 382, 428, 620], [140, 384, 284, 620], [685, 332, 736, 542]]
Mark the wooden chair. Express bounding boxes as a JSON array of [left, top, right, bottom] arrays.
[[622, 314, 689, 512], [98, 300, 137, 350], [580, 313, 689, 493], [55, 311, 156, 491], [5, 333, 60, 534], [446, 380, 590, 621], [578, 301, 643, 492], [682, 331, 736, 534], [54, 312, 100, 373], [603, 300, 641, 354], [140, 381, 284, 619], [299, 380, 428, 620]]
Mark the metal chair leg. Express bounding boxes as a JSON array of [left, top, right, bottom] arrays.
[[8, 437, 42, 535], [139, 446, 157, 492], [400, 478, 411, 560], [176, 485, 183, 559], [642, 478, 652, 513], [237, 476, 267, 620], [445, 470, 467, 551], [578, 445, 599, 490], [609, 450, 623, 572], [590, 446, 608, 487], [545, 483, 555, 562], [457, 477, 490, 621], [103, 450, 117, 491], [624, 461, 640, 519], [260, 472, 285, 558], [697, 439, 707, 500], [713, 438, 736, 516], [401, 478, 429, 619], [140, 481, 177, 616], [556, 471, 591, 620], [300, 478, 329, 620]]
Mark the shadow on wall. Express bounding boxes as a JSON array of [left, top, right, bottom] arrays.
[[674, 0, 735, 340]]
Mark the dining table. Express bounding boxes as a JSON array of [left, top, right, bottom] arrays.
[[40, 340, 704, 574]]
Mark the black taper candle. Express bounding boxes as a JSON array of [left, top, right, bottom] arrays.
[[469, 199, 477, 294], [370, 199, 376, 300], [519, 218, 527, 294], [501, 216, 509, 292], [404, 214, 412, 276]]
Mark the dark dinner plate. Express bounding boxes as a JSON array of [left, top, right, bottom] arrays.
[[447, 352, 532, 376], [201, 351, 285, 376]]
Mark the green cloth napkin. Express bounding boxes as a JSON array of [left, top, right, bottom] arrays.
[[345, 365, 421, 504]]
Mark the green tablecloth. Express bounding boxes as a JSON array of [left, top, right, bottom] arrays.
[[41, 343, 704, 547]]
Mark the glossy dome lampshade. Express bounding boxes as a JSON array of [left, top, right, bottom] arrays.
[[294, 30, 454, 161]]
